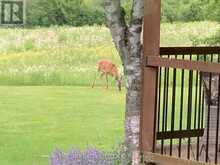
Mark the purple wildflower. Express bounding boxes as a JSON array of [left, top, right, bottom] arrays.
[[64, 148, 82, 165], [50, 147, 123, 165], [50, 149, 64, 165]]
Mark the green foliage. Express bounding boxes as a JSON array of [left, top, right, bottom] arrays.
[[161, 0, 207, 22], [161, 0, 177, 23], [25, 0, 220, 26], [204, 0, 220, 22], [202, 0, 220, 46], [121, 0, 132, 23], [26, 0, 105, 26], [181, 0, 206, 21]]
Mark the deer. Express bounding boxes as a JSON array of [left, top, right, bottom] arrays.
[[91, 59, 122, 91]]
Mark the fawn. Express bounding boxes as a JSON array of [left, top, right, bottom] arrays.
[[91, 59, 122, 91]]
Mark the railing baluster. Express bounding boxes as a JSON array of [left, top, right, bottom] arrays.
[[215, 54, 220, 164], [165, 55, 170, 133], [170, 55, 177, 156], [153, 67, 159, 153], [194, 56, 199, 130], [201, 55, 207, 129], [179, 55, 185, 158], [157, 67, 162, 133], [205, 54, 213, 162], [201, 89, 205, 130], [196, 65, 203, 161], [161, 66, 167, 154], [187, 55, 193, 159]]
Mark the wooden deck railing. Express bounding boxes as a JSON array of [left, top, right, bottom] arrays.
[[144, 47, 220, 164]]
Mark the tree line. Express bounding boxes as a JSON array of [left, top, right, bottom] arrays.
[[26, 0, 219, 26]]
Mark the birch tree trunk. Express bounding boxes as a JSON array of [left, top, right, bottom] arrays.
[[103, 0, 144, 163]]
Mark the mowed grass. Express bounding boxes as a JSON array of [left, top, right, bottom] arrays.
[[0, 86, 125, 165]]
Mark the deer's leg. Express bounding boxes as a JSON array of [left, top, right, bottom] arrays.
[[105, 74, 109, 89], [100, 72, 105, 79], [91, 73, 97, 88], [100, 73, 105, 88], [92, 71, 100, 88]]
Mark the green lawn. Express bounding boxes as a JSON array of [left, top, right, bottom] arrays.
[[0, 86, 125, 165]]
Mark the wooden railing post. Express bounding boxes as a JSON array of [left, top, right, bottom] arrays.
[[140, 0, 161, 153]]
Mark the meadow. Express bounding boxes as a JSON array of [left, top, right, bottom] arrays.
[[0, 21, 219, 86], [0, 21, 219, 165]]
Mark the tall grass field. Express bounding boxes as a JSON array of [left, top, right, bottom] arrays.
[[0, 22, 219, 86], [0, 22, 219, 165]]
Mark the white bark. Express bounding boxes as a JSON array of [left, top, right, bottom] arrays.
[[103, 0, 144, 163], [103, 0, 129, 68]]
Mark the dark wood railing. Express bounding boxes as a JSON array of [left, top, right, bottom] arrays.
[[146, 47, 220, 164], [160, 47, 220, 55]]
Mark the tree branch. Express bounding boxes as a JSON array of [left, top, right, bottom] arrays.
[[103, 0, 129, 67], [130, 0, 144, 24], [128, 0, 144, 59]]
